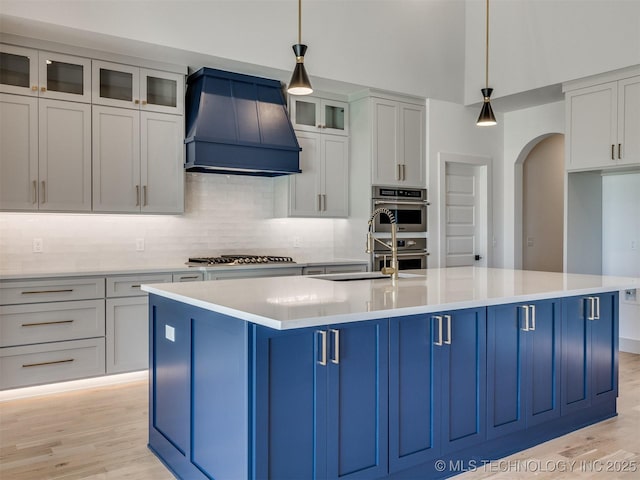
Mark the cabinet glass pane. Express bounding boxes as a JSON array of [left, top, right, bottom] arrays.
[[0, 52, 30, 88], [147, 76, 177, 107], [295, 100, 316, 127], [100, 68, 133, 101], [325, 104, 345, 131], [46, 60, 84, 95]]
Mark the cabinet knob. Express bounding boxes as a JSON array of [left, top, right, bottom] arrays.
[[142, 100, 147, 106], [31, 85, 38, 91], [134, 99, 140, 105], [40, 86, 46, 92]]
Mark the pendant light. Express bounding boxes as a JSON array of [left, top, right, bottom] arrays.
[[477, 0, 497, 126], [287, 0, 313, 95]]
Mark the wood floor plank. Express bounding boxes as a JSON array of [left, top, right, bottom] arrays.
[[1, 353, 639, 479]]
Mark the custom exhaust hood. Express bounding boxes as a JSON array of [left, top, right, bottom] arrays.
[[184, 67, 301, 176]]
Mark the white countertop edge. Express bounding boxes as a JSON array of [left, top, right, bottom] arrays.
[[142, 281, 637, 331]]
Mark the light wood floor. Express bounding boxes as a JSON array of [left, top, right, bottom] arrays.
[[1, 353, 639, 480]]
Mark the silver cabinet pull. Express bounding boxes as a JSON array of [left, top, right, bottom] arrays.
[[136, 185, 140, 206], [594, 296, 600, 319], [317, 194, 322, 212], [587, 297, 596, 320], [32, 180, 37, 204], [618, 143, 622, 159], [522, 305, 530, 331], [130, 284, 141, 288], [401, 164, 406, 181], [21, 319, 74, 327], [22, 289, 74, 295], [330, 328, 340, 364], [143, 185, 148, 206], [322, 194, 327, 212], [611, 144, 615, 160], [317, 330, 327, 365], [41, 180, 46, 204], [444, 314, 452, 344], [23, 358, 74, 368], [178, 275, 199, 280], [397, 164, 402, 181], [433, 316, 443, 346], [530, 305, 536, 331]]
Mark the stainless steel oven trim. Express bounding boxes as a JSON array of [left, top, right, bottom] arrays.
[[373, 199, 430, 206]]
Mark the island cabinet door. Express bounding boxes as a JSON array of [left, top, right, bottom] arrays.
[[487, 299, 561, 440], [326, 319, 389, 480], [437, 307, 487, 455], [561, 292, 618, 415], [253, 326, 327, 480], [388, 314, 439, 473]]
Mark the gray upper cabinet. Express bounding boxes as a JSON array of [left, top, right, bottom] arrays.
[[0, 45, 91, 103], [92, 60, 184, 115], [92, 105, 184, 213], [565, 73, 640, 171], [372, 98, 425, 188], [0, 94, 91, 211]]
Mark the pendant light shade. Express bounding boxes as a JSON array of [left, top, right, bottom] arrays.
[[477, 0, 496, 126], [477, 87, 497, 126], [287, 0, 313, 95], [288, 44, 313, 95]]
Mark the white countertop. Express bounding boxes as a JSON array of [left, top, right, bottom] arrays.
[[0, 258, 367, 280], [141, 267, 640, 330]]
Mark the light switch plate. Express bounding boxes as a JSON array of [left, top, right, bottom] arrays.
[[165, 325, 175, 342]]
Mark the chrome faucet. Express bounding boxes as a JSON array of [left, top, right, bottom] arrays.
[[366, 207, 398, 281]]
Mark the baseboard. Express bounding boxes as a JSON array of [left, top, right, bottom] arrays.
[[0, 370, 148, 402], [619, 337, 640, 354]]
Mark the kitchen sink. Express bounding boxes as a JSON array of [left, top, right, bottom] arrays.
[[311, 272, 423, 282]]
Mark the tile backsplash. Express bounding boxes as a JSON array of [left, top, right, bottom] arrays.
[[0, 174, 354, 272]]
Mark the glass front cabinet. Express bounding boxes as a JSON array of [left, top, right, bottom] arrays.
[[0, 44, 91, 102], [92, 60, 184, 114], [290, 96, 349, 136]]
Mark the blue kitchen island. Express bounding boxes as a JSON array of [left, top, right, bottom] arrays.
[[141, 267, 640, 480]]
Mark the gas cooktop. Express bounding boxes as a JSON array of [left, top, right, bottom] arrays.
[[187, 255, 295, 266]]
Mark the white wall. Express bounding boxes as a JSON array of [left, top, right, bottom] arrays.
[[426, 99, 503, 267], [0, 174, 343, 272], [0, 0, 466, 102], [502, 101, 564, 268], [465, 0, 640, 105], [602, 173, 640, 352]]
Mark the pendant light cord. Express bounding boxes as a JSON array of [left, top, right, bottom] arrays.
[[485, 0, 490, 89], [298, 0, 302, 45]]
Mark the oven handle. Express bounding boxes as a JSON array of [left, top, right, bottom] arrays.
[[373, 252, 429, 259], [373, 200, 430, 206]]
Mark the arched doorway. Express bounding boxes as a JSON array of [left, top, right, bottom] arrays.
[[515, 134, 565, 272]]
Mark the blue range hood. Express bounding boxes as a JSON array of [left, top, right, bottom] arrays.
[[184, 67, 301, 176]]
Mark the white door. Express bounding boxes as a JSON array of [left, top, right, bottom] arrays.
[[289, 131, 322, 216], [445, 162, 486, 267]]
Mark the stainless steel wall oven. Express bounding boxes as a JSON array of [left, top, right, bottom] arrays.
[[372, 238, 428, 271], [371, 186, 428, 233]]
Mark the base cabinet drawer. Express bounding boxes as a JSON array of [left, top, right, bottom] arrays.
[[0, 338, 106, 389], [0, 299, 105, 347], [0, 277, 105, 305], [106, 274, 172, 297]]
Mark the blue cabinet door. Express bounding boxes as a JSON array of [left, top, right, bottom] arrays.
[[439, 308, 487, 454], [487, 299, 561, 439], [389, 314, 439, 473], [561, 292, 619, 415], [326, 319, 389, 480], [150, 297, 192, 456], [253, 326, 326, 480]]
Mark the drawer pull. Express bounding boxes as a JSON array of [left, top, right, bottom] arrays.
[[130, 284, 141, 288], [21, 289, 74, 295], [21, 319, 74, 327], [179, 276, 199, 280], [22, 358, 74, 368]]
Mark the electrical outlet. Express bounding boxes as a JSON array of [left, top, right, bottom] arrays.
[[527, 237, 534, 247], [32, 238, 43, 253], [631, 240, 637, 251], [136, 238, 145, 251], [624, 289, 637, 303], [293, 236, 302, 248]]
